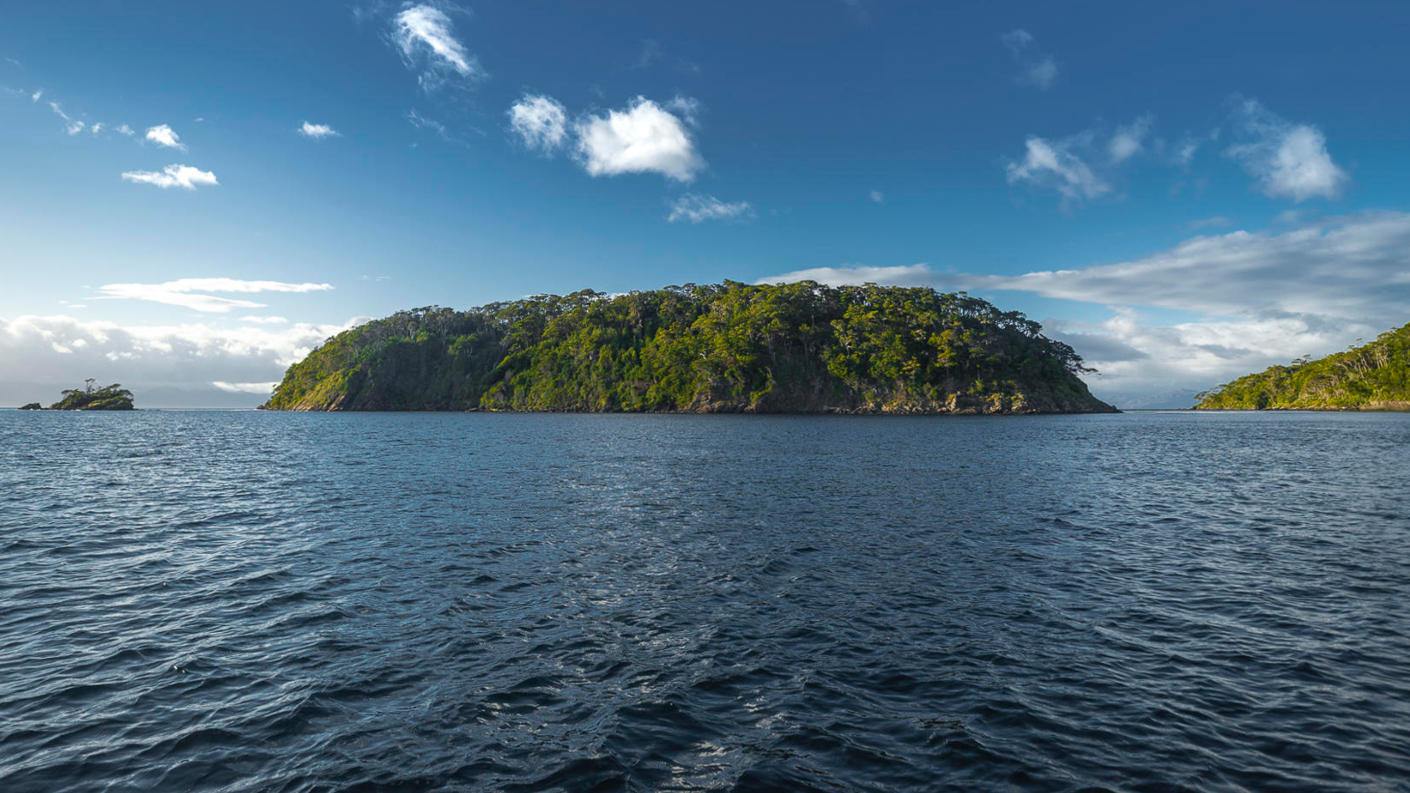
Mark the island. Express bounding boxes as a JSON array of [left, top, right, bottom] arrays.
[[262, 281, 1116, 414], [1194, 320, 1410, 410], [42, 380, 137, 411]]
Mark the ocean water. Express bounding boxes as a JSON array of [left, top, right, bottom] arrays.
[[1, 409, 1408, 792]]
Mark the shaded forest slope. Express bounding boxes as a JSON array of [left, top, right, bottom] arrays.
[[1194, 320, 1410, 410]]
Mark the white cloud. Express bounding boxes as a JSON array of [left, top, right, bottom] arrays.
[[1109, 114, 1153, 163], [212, 381, 281, 394], [1006, 135, 1110, 205], [117, 124, 134, 136], [667, 194, 754, 224], [90, 122, 103, 135], [756, 263, 933, 287], [1173, 137, 1200, 167], [1187, 215, 1233, 230], [239, 316, 290, 324], [31, 89, 41, 102], [66, 120, 85, 136], [573, 96, 705, 182], [121, 164, 218, 190], [1001, 29, 1058, 90], [298, 121, 340, 139], [96, 278, 334, 313], [393, 3, 481, 90], [406, 108, 450, 140], [1225, 97, 1347, 202], [869, 190, 884, 203], [0, 314, 363, 402], [145, 124, 186, 151], [47, 100, 68, 120], [508, 93, 567, 153]]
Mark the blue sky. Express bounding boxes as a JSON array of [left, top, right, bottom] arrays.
[[3, 0, 1409, 407]]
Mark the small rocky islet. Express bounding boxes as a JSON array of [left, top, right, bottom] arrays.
[[20, 381, 136, 411]]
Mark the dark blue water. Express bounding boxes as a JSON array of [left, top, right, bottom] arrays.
[[2, 410, 1408, 792]]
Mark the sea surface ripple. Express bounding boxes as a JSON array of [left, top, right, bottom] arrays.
[[1, 410, 1408, 792]]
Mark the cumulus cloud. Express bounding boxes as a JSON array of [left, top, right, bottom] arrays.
[[0, 314, 362, 403], [96, 278, 334, 313], [1006, 135, 1111, 206], [145, 123, 186, 150], [1109, 114, 1153, 163], [1225, 97, 1347, 202], [298, 121, 340, 139], [393, 3, 482, 90], [573, 96, 704, 181], [121, 164, 218, 190], [667, 194, 754, 224], [1001, 29, 1058, 90], [508, 93, 567, 153]]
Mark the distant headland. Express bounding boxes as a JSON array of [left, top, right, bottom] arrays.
[[261, 281, 1117, 415], [1194, 320, 1410, 411], [20, 380, 136, 411]]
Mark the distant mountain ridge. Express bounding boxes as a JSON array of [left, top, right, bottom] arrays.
[[1194, 320, 1410, 410], [261, 281, 1116, 415]]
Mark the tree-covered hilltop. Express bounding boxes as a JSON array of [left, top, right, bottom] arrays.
[[1194, 321, 1410, 410], [48, 380, 136, 411], [262, 281, 1116, 414]]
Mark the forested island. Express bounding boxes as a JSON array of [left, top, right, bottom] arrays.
[[262, 281, 1115, 414], [1194, 320, 1410, 410], [21, 381, 136, 411]]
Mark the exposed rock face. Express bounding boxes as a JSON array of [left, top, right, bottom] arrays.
[[263, 281, 1118, 415]]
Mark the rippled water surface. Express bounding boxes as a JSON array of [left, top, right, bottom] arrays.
[[2, 410, 1409, 792]]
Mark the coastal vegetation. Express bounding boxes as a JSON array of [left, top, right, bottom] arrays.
[[1194, 320, 1410, 410], [263, 281, 1114, 414], [43, 380, 136, 411]]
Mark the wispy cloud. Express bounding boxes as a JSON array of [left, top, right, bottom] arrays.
[[121, 164, 218, 190], [667, 194, 754, 224], [95, 278, 334, 313], [406, 108, 452, 141], [573, 96, 705, 182], [298, 121, 341, 139], [117, 124, 134, 136], [212, 381, 281, 394], [145, 123, 185, 151], [1005, 114, 1156, 208], [869, 190, 885, 203], [1006, 135, 1111, 206], [508, 93, 567, 153], [1225, 96, 1347, 202], [239, 316, 290, 325], [393, 3, 482, 90], [1186, 215, 1233, 230], [1109, 114, 1154, 164], [1000, 29, 1058, 90], [31, 89, 41, 102]]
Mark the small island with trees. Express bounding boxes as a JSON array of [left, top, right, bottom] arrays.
[[262, 280, 1116, 415], [1194, 320, 1410, 410], [19, 380, 136, 411]]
